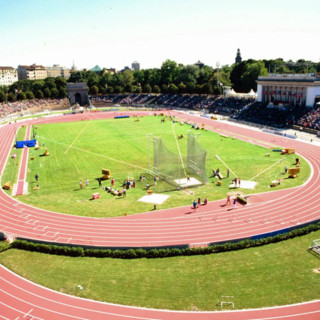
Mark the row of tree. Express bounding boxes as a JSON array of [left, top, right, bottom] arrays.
[[0, 77, 67, 103], [0, 58, 319, 103]]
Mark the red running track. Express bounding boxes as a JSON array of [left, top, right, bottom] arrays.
[[0, 111, 319, 319]]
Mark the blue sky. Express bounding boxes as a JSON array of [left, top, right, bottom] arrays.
[[0, 0, 319, 70]]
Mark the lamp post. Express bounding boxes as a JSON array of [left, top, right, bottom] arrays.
[[216, 61, 220, 87]]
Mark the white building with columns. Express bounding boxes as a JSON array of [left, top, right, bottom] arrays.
[[257, 74, 320, 107]]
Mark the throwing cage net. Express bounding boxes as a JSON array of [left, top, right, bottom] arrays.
[[153, 137, 184, 187], [152, 132, 207, 188], [187, 132, 207, 184]]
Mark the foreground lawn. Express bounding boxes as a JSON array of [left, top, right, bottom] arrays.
[[1, 231, 319, 311], [2, 116, 310, 217]]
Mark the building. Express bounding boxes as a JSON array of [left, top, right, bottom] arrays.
[[235, 49, 242, 64], [66, 83, 90, 106], [90, 65, 103, 74], [0, 67, 18, 86], [17, 64, 47, 80], [257, 73, 320, 107], [70, 61, 77, 74], [194, 60, 204, 68], [103, 68, 117, 74], [131, 61, 140, 71], [46, 65, 70, 79]]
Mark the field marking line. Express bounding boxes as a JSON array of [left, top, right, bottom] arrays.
[[249, 157, 285, 181], [215, 155, 237, 178], [171, 122, 186, 176], [37, 136, 148, 171], [64, 120, 91, 155]]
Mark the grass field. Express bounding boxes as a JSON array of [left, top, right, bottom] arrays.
[[2, 115, 310, 217], [1, 230, 319, 311]]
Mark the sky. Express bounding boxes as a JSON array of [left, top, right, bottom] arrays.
[[0, 0, 319, 70]]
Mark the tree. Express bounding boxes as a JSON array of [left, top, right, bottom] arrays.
[[68, 71, 86, 83], [144, 69, 161, 87], [230, 61, 246, 92], [114, 86, 123, 94], [213, 86, 222, 95], [179, 65, 199, 85], [142, 83, 152, 93], [45, 77, 57, 90], [99, 73, 113, 89], [195, 84, 203, 94], [133, 70, 145, 86], [123, 70, 134, 88], [124, 84, 133, 93], [133, 86, 142, 93], [160, 59, 179, 85], [161, 84, 168, 94], [90, 85, 99, 95], [58, 87, 67, 98], [35, 89, 44, 99], [106, 86, 114, 94], [26, 91, 35, 100], [202, 83, 213, 95], [32, 81, 45, 93], [198, 66, 214, 85], [230, 60, 268, 92], [186, 82, 195, 94], [0, 90, 6, 102], [178, 83, 187, 94], [17, 91, 26, 101], [241, 61, 268, 92], [0, 85, 9, 94], [152, 85, 161, 94], [50, 88, 59, 98], [111, 73, 124, 88], [43, 88, 51, 98], [7, 92, 16, 102], [9, 79, 32, 93], [55, 77, 67, 89], [86, 71, 99, 88], [99, 87, 106, 94], [168, 83, 178, 94]]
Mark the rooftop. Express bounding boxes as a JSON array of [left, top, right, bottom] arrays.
[[258, 73, 320, 81]]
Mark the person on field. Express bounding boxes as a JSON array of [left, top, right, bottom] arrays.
[[233, 197, 237, 208], [192, 200, 197, 209]]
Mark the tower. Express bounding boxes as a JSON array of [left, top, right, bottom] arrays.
[[235, 49, 242, 64], [131, 61, 140, 71]]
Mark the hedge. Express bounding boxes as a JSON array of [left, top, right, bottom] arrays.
[[9, 221, 320, 259]]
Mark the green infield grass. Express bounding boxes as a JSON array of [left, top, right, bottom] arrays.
[[1, 230, 319, 311], [2, 116, 310, 217]]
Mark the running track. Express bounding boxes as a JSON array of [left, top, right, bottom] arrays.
[[0, 111, 319, 319]]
